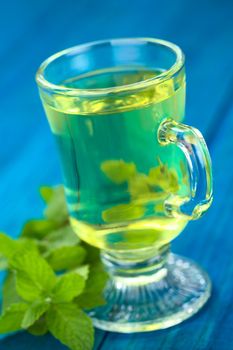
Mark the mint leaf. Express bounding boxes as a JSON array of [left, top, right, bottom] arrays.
[[0, 303, 28, 334], [148, 164, 179, 193], [17, 238, 39, 251], [47, 303, 94, 350], [84, 263, 108, 292], [28, 316, 48, 336], [102, 203, 145, 223], [76, 263, 108, 309], [2, 272, 22, 311], [45, 225, 79, 250], [101, 160, 136, 184], [82, 243, 100, 264], [127, 173, 151, 198], [40, 186, 54, 203], [46, 246, 86, 271], [0, 184, 106, 347], [44, 186, 68, 223], [22, 219, 59, 239], [73, 265, 90, 280], [0, 232, 16, 258], [0, 255, 8, 270], [10, 251, 56, 302], [22, 300, 49, 329], [53, 272, 85, 303], [0, 233, 37, 263], [76, 294, 106, 310]]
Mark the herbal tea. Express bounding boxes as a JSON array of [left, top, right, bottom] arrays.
[[43, 67, 189, 251]]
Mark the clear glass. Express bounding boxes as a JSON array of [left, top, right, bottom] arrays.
[[36, 38, 213, 332]]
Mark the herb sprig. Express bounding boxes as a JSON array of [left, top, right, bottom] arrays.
[[0, 186, 108, 350]]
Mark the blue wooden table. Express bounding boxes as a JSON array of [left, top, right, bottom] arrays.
[[1, 0, 233, 349]]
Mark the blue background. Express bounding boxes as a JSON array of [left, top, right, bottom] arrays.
[[1, 0, 233, 349]]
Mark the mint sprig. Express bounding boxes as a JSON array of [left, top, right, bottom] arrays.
[[0, 185, 108, 350]]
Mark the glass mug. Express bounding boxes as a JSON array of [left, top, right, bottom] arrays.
[[36, 38, 213, 332]]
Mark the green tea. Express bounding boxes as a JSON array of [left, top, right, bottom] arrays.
[[42, 67, 189, 251]]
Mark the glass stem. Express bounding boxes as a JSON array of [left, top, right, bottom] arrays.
[[101, 244, 170, 284]]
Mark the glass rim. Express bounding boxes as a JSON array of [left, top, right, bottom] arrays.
[[36, 37, 185, 96]]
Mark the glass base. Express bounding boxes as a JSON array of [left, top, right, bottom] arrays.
[[88, 252, 211, 333]]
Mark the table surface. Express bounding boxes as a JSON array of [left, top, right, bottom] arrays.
[[1, 0, 233, 349]]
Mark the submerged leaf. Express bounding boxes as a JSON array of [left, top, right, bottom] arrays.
[[128, 173, 151, 198], [148, 163, 179, 193], [101, 160, 136, 184], [102, 203, 145, 223]]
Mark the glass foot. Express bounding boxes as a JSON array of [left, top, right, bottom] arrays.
[[88, 253, 211, 333]]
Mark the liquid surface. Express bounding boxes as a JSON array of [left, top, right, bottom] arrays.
[[42, 67, 189, 252]]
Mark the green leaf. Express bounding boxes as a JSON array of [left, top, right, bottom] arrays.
[[22, 219, 59, 239], [53, 272, 85, 303], [76, 294, 106, 309], [82, 243, 100, 264], [0, 233, 38, 261], [47, 303, 94, 350], [0, 303, 28, 334], [76, 263, 108, 309], [102, 203, 145, 223], [28, 316, 48, 336], [40, 186, 54, 203], [101, 160, 136, 184], [44, 186, 68, 224], [85, 263, 108, 292], [45, 225, 79, 250], [128, 173, 151, 199], [0, 255, 8, 270], [16, 238, 39, 255], [10, 251, 56, 302], [0, 232, 16, 258], [22, 300, 49, 329], [46, 246, 86, 271], [154, 202, 164, 213], [73, 265, 90, 280], [148, 164, 179, 193], [2, 272, 22, 312]]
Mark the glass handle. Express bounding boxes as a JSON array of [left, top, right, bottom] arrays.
[[158, 119, 213, 220]]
